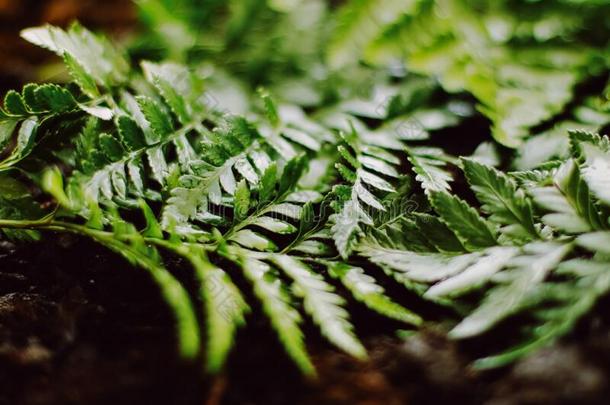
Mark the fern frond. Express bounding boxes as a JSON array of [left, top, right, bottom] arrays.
[[429, 191, 498, 251], [182, 245, 249, 373], [270, 255, 366, 358], [257, 92, 333, 158], [475, 257, 610, 369], [411, 213, 464, 253], [216, 156, 309, 251], [0, 83, 91, 170], [162, 116, 263, 232], [406, 146, 453, 193], [425, 246, 519, 299], [75, 116, 192, 209], [530, 159, 606, 234], [330, 127, 403, 258], [4, 11, 610, 379], [577, 133, 610, 207], [141, 61, 207, 125], [21, 23, 129, 87], [461, 158, 539, 242], [514, 103, 610, 170], [328, 263, 422, 325], [327, 0, 415, 69], [329, 0, 605, 146], [237, 253, 315, 376], [450, 241, 573, 338], [359, 243, 480, 284]]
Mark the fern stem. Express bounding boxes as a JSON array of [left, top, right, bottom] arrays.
[[0, 218, 215, 252], [0, 217, 54, 228], [223, 193, 291, 241], [279, 219, 325, 255]]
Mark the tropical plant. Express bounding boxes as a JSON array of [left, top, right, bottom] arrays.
[[1, 0, 609, 376]]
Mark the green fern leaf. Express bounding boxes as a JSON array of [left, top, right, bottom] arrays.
[[142, 61, 204, 125], [425, 246, 519, 298], [137, 95, 174, 141], [578, 138, 610, 207], [162, 118, 261, 231], [576, 231, 610, 255], [3, 91, 29, 115], [359, 244, 480, 283], [327, 0, 413, 69], [272, 255, 366, 359], [63, 52, 100, 98], [328, 263, 422, 325], [407, 146, 453, 193], [21, 23, 129, 87], [430, 191, 498, 251], [412, 213, 465, 253], [0, 117, 39, 171], [330, 128, 402, 258], [530, 159, 605, 233], [475, 258, 610, 369], [462, 158, 539, 241], [240, 255, 315, 375], [450, 242, 572, 339], [186, 247, 249, 373]]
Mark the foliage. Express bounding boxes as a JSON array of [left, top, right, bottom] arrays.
[[361, 132, 610, 368], [329, 0, 610, 147], [0, 0, 609, 375]]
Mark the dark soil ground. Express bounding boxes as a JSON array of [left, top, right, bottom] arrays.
[[1, 236, 609, 405]]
